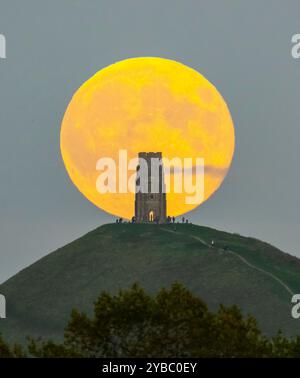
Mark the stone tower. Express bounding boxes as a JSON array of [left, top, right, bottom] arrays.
[[135, 152, 167, 223]]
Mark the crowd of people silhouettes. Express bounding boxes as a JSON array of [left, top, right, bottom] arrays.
[[116, 216, 191, 225]]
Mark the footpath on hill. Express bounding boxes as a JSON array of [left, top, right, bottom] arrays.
[[161, 227, 294, 296]]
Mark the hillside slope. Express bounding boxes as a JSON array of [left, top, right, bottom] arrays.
[[0, 223, 299, 343]]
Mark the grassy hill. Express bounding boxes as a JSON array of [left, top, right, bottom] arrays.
[[0, 223, 300, 343]]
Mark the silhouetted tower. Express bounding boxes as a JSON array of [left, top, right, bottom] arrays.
[[135, 152, 166, 223]]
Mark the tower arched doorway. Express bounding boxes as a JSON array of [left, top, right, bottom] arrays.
[[149, 210, 154, 222]]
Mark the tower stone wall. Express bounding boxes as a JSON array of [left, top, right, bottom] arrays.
[[135, 152, 166, 223]]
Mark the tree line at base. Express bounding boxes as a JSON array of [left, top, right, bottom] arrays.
[[1, 282, 300, 358]]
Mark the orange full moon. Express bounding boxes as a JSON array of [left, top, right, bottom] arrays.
[[60, 57, 235, 219]]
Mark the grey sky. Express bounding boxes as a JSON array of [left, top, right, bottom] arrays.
[[0, 0, 300, 283]]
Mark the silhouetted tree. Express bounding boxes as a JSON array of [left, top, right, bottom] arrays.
[[27, 283, 283, 358], [0, 283, 294, 358], [0, 334, 24, 358]]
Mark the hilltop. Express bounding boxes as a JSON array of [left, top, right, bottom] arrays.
[[0, 223, 299, 343]]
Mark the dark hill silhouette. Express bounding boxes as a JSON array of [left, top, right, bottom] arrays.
[[0, 223, 299, 343]]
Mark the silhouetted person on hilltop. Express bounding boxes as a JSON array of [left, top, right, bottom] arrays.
[[182, 217, 185, 223], [172, 216, 175, 223]]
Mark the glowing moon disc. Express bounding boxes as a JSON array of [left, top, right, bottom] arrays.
[[60, 57, 235, 218]]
